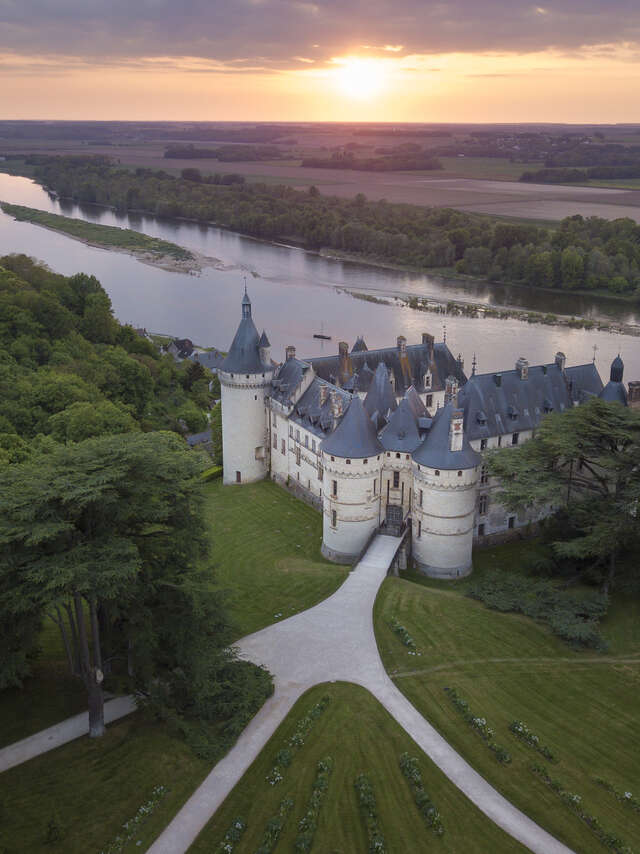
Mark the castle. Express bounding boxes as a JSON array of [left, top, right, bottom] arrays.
[[219, 289, 634, 578]]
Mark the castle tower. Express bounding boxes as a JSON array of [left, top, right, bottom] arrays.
[[599, 355, 628, 406], [411, 403, 480, 578], [320, 396, 383, 563], [219, 288, 274, 485]]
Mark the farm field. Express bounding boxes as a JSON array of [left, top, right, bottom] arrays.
[[189, 682, 529, 854], [374, 564, 640, 854]]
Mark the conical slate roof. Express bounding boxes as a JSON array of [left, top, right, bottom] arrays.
[[404, 385, 427, 418], [259, 330, 270, 348], [599, 380, 628, 405], [364, 362, 397, 428], [610, 355, 624, 383], [222, 293, 272, 374], [379, 398, 422, 452], [412, 403, 480, 470], [322, 395, 383, 459]]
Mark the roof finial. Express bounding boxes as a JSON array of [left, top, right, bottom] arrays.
[[472, 352, 477, 376], [592, 343, 598, 364], [442, 322, 447, 345]]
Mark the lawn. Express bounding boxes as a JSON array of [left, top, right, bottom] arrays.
[[190, 682, 529, 854], [0, 712, 210, 853], [203, 479, 348, 638], [374, 559, 640, 854]]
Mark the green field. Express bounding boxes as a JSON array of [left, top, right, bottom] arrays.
[[0, 202, 193, 261], [438, 156, 543, 180], [374, 566, 640, 853], [204, 479, 348, 638], [190, 682, 528, 854]]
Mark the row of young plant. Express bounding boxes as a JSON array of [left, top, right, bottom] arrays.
[[443, 688, 512, 764], [254, 796, 295, 854], [388, 616, 420, 655], [354, 774, 387, 854], [215, 817, 247, 854], [595, 777, 640, 814], [508, 720, 557, 762], [530, 764, 633, 854], [100, 785, 169, 854], [399, 753, 444, 835], [293, 756, 334, 852], [265, 696, 331, 786]]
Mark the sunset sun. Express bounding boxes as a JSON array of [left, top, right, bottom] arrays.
[[332, 57, 388, 99]]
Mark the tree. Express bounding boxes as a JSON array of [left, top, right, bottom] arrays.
[[0, 431, 211, 736], [488, 398, 640, 592]]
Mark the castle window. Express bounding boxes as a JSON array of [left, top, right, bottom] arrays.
[[273, 414, 277, 427], [393, 471, 400, 488], [312, 439, 316, 452], [396, 453, 401, 459], [406, 455, 410, 460], [457, 470, 463, 477], [497, 435, 502, 447], [318, 464, 323, 481], [480, 465, 489, 484], [435, 470, 440, 477], [363, 459, 368, 465], [480, 438, 487, 451], [305, 435, 309, 447], [331, 456, 335, 462], [508, 516, 515, 529], [254, 395, 257, 401], [281, 439, 285, 455], [273, 433, 277, 450], [236, 471, 241, 483], [478, 523, 485, 537], [296, 447, 301, 466], [246, 374, 249, 379], [373, 478, 377, 495], [387, 452, 390, 457], [512, 432, 519, 446], [296, 429, 300, 442], [419, 490, 423, 507], [289, 426, 293, 438], [418, 521, 422, 538], [332, 480, 337, 497], [346, 459, 351, 465], [426, 394, 433, 408], [331, 510, 337, 528], [479, 494, 488, 515]]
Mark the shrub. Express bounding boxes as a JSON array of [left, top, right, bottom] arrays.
[[354, 774, 387, 854], [399, 753, 444, 834], [215, 817, 247, 853], [594, 778, 640, 814], [201, 464, 223, 481], [294, 756, 334, 852], [255, 797, 294, 854], [443, 688, 511, 764], [508, 721, 557, 762], [265, 696, 331, 785]]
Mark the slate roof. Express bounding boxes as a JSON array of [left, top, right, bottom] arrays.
[[412, 404, 481, 470], [286, 377, 352, 439], [307, 339, 465, 396], [457, 362, 603, 441], [379, 398, 423, 452], [270, 357, 311, 405], [600, 380, 628, 405], [259, 330, 271, 348], [194, 349, 225, 371], [322, 395, 383, 459], [352, 336, 368, 353], [364, 362, 398, 429], [186, 428, 212, 447]]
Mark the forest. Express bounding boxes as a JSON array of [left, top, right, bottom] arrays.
[[10, 154, 640, 296]]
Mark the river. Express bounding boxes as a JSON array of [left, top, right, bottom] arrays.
[[0, 172, 638, 380]]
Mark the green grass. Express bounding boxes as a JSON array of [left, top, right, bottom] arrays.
[[203, 479, 348, 638], [0, 712, 210, 853], [190, 682, 528, 854], [374, 565, 640, 854], [438, 156, 543, 180], [0, 202, 194, 261]]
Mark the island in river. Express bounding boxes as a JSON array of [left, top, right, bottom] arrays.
[[0, 202, 223, 274]]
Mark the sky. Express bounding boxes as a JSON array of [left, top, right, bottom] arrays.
[[1, 1, 639, 122]]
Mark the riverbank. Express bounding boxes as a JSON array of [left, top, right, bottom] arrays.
[[0, 203, 224, 275]]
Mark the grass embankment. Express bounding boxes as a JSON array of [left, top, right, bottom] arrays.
[[0, 202, 196, 269], [203, 479, 348, 638], [190, 682, 528, 854], [374, 543, 640, 853]]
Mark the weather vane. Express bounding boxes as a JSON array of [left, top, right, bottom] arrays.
[[443, 322, 447, 345], [592, 343, 598, 363]]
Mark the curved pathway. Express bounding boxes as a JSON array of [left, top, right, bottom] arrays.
[[148, 534, 574, 854]]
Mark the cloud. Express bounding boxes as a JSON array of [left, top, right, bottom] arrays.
[[0, 0, 639, 68]]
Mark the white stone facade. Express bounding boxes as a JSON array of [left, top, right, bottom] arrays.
[[219, 369, 273, 485]]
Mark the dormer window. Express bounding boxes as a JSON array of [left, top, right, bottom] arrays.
[[476, 411, 487, 425]]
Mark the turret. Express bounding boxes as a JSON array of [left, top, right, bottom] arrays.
[[599, 355, 628, 406], [219, 288, 274, 485], [321, 396, 383, 563]]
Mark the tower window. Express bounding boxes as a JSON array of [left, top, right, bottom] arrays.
[[281, 439, 285, 455], [480, 465, 489, 484], [296, 429, 300, 442], [296, 447, 301, 466], [246, 374, 249, 379], [331, 510, 337, 528], [480, 438, 487, 451], [289, 426, 293, 438], [236, 471, 241, 483], [393, 471, 400, 488], [418, 521, 422, 537], [508, 516, 515, 529], [373, 478, 377, 495], [479, 494, 488, 515], [273, 433, 277, 450], [346, 459, 351, 465], [419, 489, 423, 507], [426, 394, 433, 408], [457, 470, 462, 477], [312, 439, 316, 452], [396, 453, 401, 459], [318, 464, 323, 481], [478, 523, 485, 537], [434, 470, 440, 477], [363, 459, 368, 465], [497, 435, 502, 447], [512, 432, 519, 446], [332, 480, 337, 497]]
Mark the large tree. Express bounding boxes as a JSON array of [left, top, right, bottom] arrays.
[[0, 431, 226, 737], [488, 397, 640, 591]]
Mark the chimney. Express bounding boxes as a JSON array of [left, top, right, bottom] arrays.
[[628, 381, 640, 409], [555, 351, 566, 372], [516, 357, 529, 380], [330, 389, 343, 427], [494, 373, 502, 387], [286, 345, 296, 361], [318, 384, 328, 406], [449, 408, 464, 452], [338, 341, 349, 357], [422, 332, 435, 362], [397, 335, 407, 355], [444, 375, 459, 405]]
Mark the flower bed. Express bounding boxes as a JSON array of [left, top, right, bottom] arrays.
[[531, 764, 631, 853], [100, 785, 168, 854], [399, 753, 444, 835], [255, 796, 294, 854], [594, 777, 640, 814], [215, 817, 247, 853], [354, 774, 387, 854], [443, 688, 511, 764], [294, 756, 334, 852], [508, 720, 557, 762], [265, 696, 331, 785], [388, 617, 420, 655]]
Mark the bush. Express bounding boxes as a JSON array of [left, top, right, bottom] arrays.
[[443, 688, 511, 764], [294, 756, 334, 852], [399, 753, 444, 834], [354, 774, 387, 854]]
